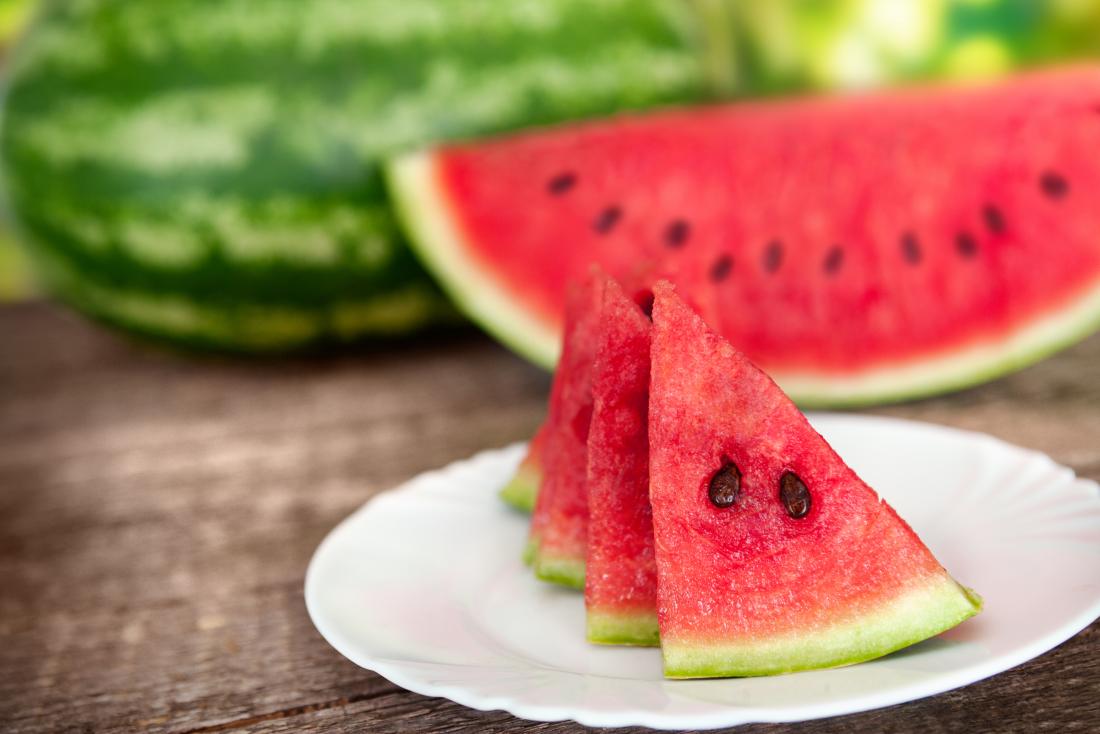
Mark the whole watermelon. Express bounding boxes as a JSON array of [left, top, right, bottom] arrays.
[[0, 0, 715, 350]]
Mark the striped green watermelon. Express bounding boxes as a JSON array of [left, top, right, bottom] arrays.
[[0, 0, 716, 349]]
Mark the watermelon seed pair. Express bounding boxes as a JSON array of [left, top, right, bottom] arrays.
[[708, 463, 812, 519], [708, 241, 784, 283]]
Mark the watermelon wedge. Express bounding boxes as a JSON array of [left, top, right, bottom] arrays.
[[526, 270, 602, 588], [388, 66, 1100, 405], [585, 279, 658, 646], [648, 281, 981, 678], [500, 423, 546, 513]]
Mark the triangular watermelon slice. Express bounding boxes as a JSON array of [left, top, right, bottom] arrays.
[[526, 270, 603, 588], [500, 423, 546, 513], [585, 278, 658, 646], [388, 66, 1100, 406], [648, 281, 981, 678]]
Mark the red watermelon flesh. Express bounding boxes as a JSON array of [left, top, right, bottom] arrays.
[[585, 278, 658, 646], [500, 422, 546, 513], [648, 281, 981, 678], [527, 269, 603, 588], [389, 66, 1100, 406]]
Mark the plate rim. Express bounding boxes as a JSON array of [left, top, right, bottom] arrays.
[[305, 413, 1100, 729]]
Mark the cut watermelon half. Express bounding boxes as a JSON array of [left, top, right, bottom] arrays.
[[500, 423, 546, 513], [388, 66, 1100, 406], [526, 270, 603, 588], [585, 278, 658, 646], [648, 281, 981, 678]]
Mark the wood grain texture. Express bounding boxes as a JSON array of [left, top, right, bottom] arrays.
[[0, 301, 1097, 734]]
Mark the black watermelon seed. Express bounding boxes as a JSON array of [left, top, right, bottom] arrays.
[[635, 290, 655, 320], [779, 471, 811, 519], [593, 206, 622, 234], [1039, 171, 1069, 199], [982, 205, 1006, 234], [710, 254, 733, 283], [823, 245, 844, 275], [901, 232, 922, 264], [664, 219, 690, 249], [546, 172, 576, 195], [763, 241, 784, 273], [708, 462, 742, 508], [955, 231, 978, 258]]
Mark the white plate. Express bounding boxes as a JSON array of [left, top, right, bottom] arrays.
[[305, 414, 1100, 729]]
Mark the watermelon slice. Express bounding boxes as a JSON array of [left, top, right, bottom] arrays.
[[388, 66, 1100, 406], [526, 270, 602, 588], [648, 281, 981, 678], [585, 279, 658, 646], [500, 423, 546, 513]]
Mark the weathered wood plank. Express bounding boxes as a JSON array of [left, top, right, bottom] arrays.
[[0, 303, 1097, 733]]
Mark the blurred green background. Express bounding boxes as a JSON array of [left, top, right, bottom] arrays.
[[727, 0, 1100, 92], [0, 0, 33, 300]]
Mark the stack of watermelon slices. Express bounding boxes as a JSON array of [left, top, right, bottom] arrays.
[[513, 272, 981, 678]]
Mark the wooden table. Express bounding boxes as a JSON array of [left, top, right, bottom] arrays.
[[1, 301, 1097, 733]]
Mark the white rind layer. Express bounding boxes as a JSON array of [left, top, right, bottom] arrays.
[[388, 151, 562, 364]]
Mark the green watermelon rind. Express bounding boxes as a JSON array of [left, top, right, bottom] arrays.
[[499, 460, 540, 513], [535, 560, 585, 589], [388, 150, 1100, 406], [523, 534, 586, 591], [34, 245, 452, 352], [662, 578, 982, 678], [781, 281, 1100, 407], [586, 609, 661, 647], [522, 536, 539, 567], [532, 550, 585, 590]]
